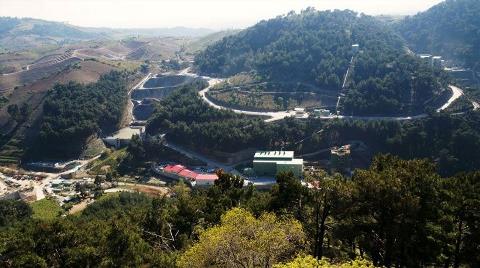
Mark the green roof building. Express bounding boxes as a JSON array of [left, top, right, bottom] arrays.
[[253, 151, 304, 178]]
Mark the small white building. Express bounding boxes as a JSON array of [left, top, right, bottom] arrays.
[[294, 107, 305, 114], [418, 54, 432, 65], [313, 109, 330, 117], [294, 108, 308, 119], [191, 174, 219, 187], [103, 126, 145, 148], [352, 44, 360, 53], [432, 56, 443, 67]]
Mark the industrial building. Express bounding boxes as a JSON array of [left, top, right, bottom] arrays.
[[419, 54, 432, 63], [418, 54, 444, 68], [294, 108, 308, 119], [253, 151, 304, 178], [103, 126, 145, 148], [352, 44, 360, 53], [152, 164, 219, 187], [313, 109, 331, 117], [445, 67, 476, 86], [432, 56, 443, 67]]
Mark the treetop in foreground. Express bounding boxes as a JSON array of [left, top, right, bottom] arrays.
[[177, 207, 305, 268]]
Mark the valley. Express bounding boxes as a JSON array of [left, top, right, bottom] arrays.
[[1, 1, 480, 267], [1, 3, 479, 204]]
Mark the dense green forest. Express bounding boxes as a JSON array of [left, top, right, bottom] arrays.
[[1, 156, 479, 267], [397, 0, 480, 70], [2, 2, 480, 266], [309, 112, 480, 176], [26, 71, 129, 159], [195, 9, 448, 115], [147, 85, 480, 176], [341, 54, 449, 115], [147, 86, 317, 152]]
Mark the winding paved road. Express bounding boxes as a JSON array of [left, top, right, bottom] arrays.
[[473, 101, 480, 111], [198, 78, 299, 122], [437, 85, 463, 112], [134, 69, 477, 125], [195, 70, 470, 122]]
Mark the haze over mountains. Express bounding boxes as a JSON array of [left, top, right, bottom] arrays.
[[0, 17, 214, 51], [0, 1, 480, 267]]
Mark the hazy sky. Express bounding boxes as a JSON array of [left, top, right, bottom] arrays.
[[0, 0, 444, 29]]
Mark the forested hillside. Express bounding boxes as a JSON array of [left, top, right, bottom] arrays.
[[195, 9, 402, 85], [26, 71, 129, 159], [147, 84, 480, 176], [195, 9, 448, 116], [147, 86, 315, 152], [397, 0, 480, 69], [1, 156, 479, 267], [312, 111, 480, 176]]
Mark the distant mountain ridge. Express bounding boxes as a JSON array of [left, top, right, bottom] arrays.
[[0, 17, 95, 38], [0, 17, 101, 50], [101, 27, 215, 38], [0, 17, 214, 51]]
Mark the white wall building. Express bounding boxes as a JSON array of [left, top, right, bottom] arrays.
[[103, 126, 145, 148]]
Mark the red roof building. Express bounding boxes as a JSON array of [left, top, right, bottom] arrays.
[[178, 169, 198, 180], [163, 164, 186, 174], [194, 174, 219, 186], [159, 164, 219, 187]]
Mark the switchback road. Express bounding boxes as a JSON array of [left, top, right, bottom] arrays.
[[195, 71, 470, 122]]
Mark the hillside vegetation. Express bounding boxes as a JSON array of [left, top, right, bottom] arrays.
[[146, 85, 318, 153], [195, 9, 448, 116], [145, 84, 480, 176], [1, 157, 480, 267], [306, 111, 480, 176], [0, 17, 100, 51], [397, 0, 480, 70], [0, 17, 213, 52], [0, 59, 122, 164], [26, 71, 129, 159], [186, 30, 240, 53]]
